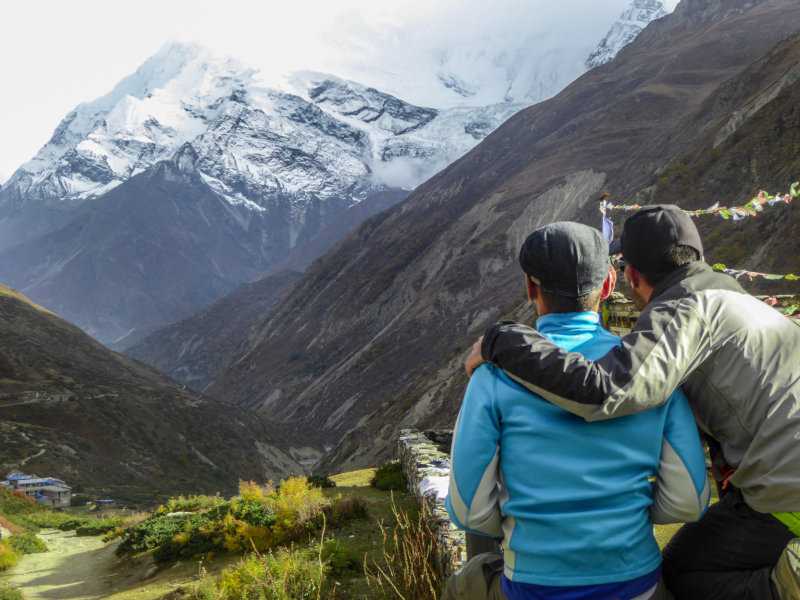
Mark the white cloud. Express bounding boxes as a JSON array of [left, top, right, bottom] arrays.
[[0, 0, 636, 178]]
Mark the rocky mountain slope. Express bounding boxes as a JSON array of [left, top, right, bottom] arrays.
[[642, 32, 800, 281], [125, 270, 302, 390], [200, 0, 800, 473], [0, 283, 300, 500]]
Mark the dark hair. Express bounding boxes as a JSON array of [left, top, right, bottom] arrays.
[[539, 287, 603, 313], [638, 245, 702, 284]]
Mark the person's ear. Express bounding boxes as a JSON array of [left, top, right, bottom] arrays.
[[525, 275, 537, 303], [625, 264, 642, 289], [600, 266, 617, 301]]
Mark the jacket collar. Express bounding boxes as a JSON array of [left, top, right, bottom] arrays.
[[650, 261, 743, 302], [536, 311, 601, 336]]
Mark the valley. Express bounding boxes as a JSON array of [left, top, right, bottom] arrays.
[[1, 1, 800, 597]]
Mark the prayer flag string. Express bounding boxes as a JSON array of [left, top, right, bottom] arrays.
[[600, 182, 798, 221]]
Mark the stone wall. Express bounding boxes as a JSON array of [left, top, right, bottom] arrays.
[[397, 429, 466, 577]]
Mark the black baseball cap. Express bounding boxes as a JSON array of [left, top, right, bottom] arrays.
[[519, 222, 610, 298], [611, 205, 703, 273]]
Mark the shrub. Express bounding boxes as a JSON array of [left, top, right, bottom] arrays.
[[0, 489, 40, 516], [324, 496, 368, 528], [117, 478, 363, 566], [320, 539, 359, 575], [7, 532, 47, 554], [156, 495, 226, 515], [365, 495, 444, 600], [307, 475, 336, 489], [76, 517, 123, 536], [0, 583, 24, 600], [117, 513, 199, 556], [215, 549, 329, 600], [371, 462, 407, 491], [269, 477, 328, 528], [238, 480, 272, 503], [18, 511, 77, 530], [0, 541, 19, 572]]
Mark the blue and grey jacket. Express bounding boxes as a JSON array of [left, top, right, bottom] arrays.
[[446, 312, 709, 587]]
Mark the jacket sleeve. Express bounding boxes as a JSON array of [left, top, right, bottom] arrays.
[[651, 389, 711, 524], [445, 365, 504, 539], [482, 296, 713, 421]]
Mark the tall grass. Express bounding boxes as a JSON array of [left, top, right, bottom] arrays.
[[185, 517, 335, 599], [7, 532, 47, 554], [0, 541, 20, 572], [0, 583, 24, 600], [365, 495, 444, 600]]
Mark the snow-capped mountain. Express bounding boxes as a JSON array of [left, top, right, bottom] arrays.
[[2, 43, 519, 218], [586, 0, 673, 69], [0, 42, 523, 343]]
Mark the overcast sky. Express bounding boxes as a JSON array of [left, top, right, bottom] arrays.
[[0, 0, 679, 181]]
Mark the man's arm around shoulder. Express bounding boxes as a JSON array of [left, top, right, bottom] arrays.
[[479, 297, 712, 421]]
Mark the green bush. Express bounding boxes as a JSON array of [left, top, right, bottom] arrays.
[[7, 532, 47, 554], [75, 517, 123, 536], [324, 496, 368, 527], [320, 539, 359, 575], [155, 495, 226, 515], [116, 477, 369, 566], [307, 475, 336, 489], [371, 462, 407, 491], [117, 512, 206, 556], [229, 498, 277, 528], [0, 583, 24, 600], [0, 541, 19, 572], [0, 490, 41, 516], [17, 511, 122, 535], [18, 511, 77, 530], [214, 550, 329, 600]]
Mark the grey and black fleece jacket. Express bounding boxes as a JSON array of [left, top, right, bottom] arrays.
[[482, 262, 800, 513]]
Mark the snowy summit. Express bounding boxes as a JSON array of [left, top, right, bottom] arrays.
[[4, 42, 521, 211], [586, 0, 673, 69]]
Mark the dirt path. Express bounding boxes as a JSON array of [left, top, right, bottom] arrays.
[[1, 530, 119, 599]]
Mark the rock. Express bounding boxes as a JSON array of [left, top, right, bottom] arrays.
[[398, 428, 466, 577]]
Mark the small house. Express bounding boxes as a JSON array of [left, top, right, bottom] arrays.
[[2, 471, 72, 508]]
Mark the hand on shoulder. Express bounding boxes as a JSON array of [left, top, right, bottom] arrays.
[[465, 337, 485, 377]]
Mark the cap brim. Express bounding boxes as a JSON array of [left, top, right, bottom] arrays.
[[609, 239, 622, 256]]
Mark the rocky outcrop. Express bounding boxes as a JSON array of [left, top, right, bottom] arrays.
[[397, 429, 465, 577]]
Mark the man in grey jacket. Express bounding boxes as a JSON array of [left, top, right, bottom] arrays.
[[466, 205, 800, 600]]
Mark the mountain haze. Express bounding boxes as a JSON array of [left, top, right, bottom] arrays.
[[125, 270, 302, 390]]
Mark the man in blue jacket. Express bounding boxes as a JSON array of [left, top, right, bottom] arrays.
[[444, 222, 709, 600]]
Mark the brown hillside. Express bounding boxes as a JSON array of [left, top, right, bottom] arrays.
[[0, 284, 300, 501]]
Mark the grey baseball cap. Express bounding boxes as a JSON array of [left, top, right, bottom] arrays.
[[519, 222, 610, 298], [611, 205, 704, 272]]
